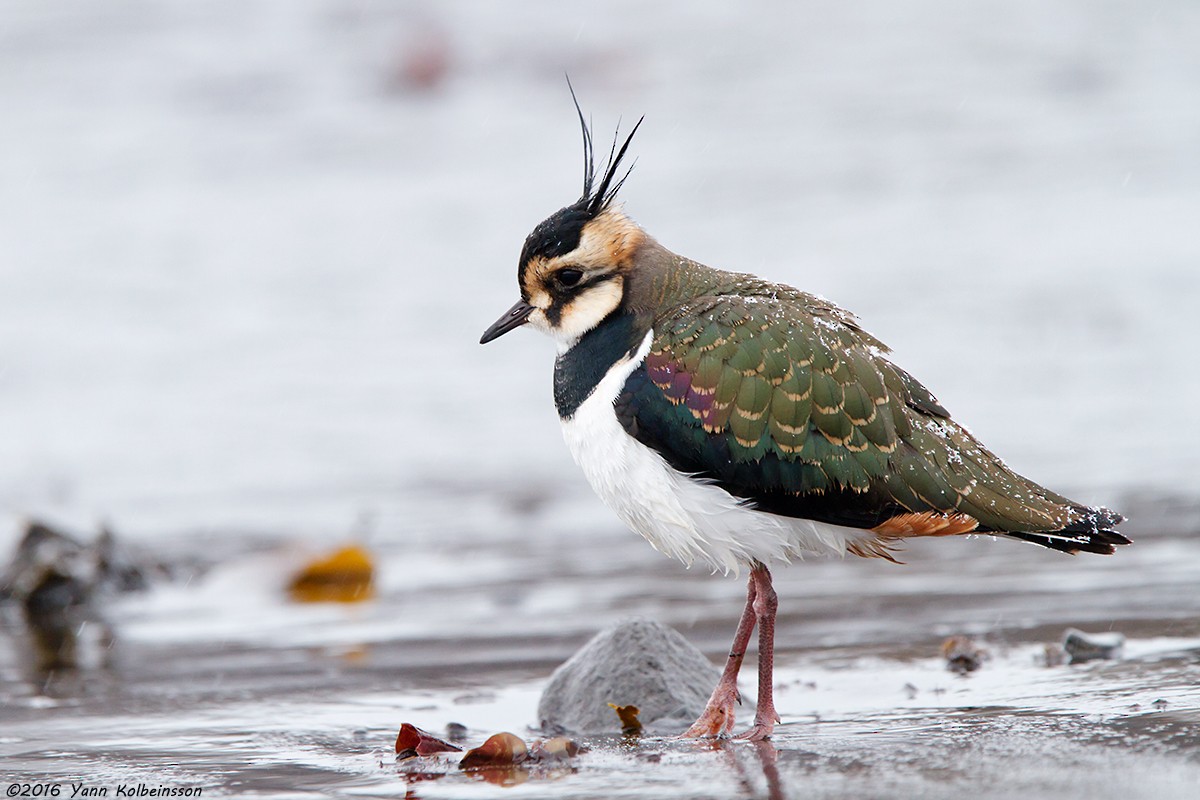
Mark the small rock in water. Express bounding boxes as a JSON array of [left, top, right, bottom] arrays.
[[940, 635, 988, 674], [529, 736, 584, 762], [537, 618, 725, 734], [1041, 643, 1068, 667], [95, 525, 150, 592], [459, 732, 528, 769], [1, 520, 153, 604], [1062, 628, 1124, 663], [2, 521, 93, 604], [1, 520, 149, 671]]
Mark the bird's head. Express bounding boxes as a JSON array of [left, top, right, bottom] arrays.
[[480, 93, 645, 349]]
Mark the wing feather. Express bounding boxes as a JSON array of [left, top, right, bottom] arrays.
[[617, 289, 1125, 551]]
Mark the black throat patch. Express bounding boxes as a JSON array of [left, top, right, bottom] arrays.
[[554, 312, 646, 419]]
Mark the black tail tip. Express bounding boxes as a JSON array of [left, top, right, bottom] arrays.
[[1007, 506, 1130, 555]]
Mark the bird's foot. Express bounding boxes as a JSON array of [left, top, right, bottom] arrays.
[[734, 721, 774, 742], [680, 705, 733, 738], [679, 683, 740, 738], [734, 709, 780, 742]]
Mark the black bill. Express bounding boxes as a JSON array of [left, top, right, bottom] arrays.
[[480, 300, 535, 344]]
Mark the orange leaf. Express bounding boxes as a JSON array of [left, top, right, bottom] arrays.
[[288, 545, 375, 603], [607, 703, 642, 735]]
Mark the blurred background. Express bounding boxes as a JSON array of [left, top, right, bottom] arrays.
[[2, 0, 1197, 545], [2, 1, 1200, 794]]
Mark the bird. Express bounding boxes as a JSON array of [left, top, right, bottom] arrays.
[[479, 94, 1129, 741]]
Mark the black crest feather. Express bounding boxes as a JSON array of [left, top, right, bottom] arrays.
[[519, 82, 644, 267], [568, 77, 643, 216]]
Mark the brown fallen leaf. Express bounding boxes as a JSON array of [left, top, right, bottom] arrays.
[[529, 736, 584, 762], [288, 545, 375, 603], [394, 723, 463, 759], [607, 703, 642, 735], [458, 732, 528, 769]]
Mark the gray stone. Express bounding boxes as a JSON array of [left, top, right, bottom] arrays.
[[1062, 628, 1125, 663], [537, 618, 730, 735]]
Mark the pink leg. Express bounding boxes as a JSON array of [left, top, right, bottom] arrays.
[[681, 572, 758, 738], [736, 566, 780, 741]]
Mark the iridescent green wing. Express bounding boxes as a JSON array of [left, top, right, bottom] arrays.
[[615, 291, 1118, 540]]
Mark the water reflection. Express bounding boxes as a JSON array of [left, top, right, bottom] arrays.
[[711, 739, 787, 800], [395, 736, 794, 800], [395, 757, 579, 795]]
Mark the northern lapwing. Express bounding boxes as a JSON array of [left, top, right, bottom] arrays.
[[480, 96, 1128, 741]]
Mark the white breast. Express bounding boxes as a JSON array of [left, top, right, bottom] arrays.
[[560, 330, 873, 575]]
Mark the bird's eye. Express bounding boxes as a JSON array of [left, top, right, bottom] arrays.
[[556, 268, 584, 288]]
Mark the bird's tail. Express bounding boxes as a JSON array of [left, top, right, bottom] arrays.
[[1004, 506, 1129, 555]]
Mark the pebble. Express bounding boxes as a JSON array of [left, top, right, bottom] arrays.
[[537, 618, 725, 734], [1062, 628, 1125, 663]]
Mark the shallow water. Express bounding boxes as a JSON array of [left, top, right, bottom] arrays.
[[3, 1, 1200, 798], [3, 495, 1199, 798]]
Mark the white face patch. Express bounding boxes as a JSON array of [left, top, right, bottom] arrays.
[[551, 278, 624, 347], [524, 278, 623, 349]]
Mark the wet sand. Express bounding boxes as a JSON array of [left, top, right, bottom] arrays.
[[2, 492, 1198, 799]]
